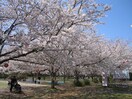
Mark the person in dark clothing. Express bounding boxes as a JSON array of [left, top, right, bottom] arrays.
[[10, 76, 17, 92], [38, 76, 41, 84]]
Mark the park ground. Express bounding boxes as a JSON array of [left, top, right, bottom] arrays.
[[0, 80, 132, 99]]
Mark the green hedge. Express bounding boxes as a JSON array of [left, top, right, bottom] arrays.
[[73, 80, 83, 87], [83, 79, 90, 85]]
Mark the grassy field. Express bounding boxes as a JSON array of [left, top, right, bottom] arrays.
[[0, 80, 8, 88], [0, 80, 132, 99], [79, 94, 132, 99]]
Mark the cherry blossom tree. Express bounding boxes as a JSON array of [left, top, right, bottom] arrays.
[[0, 0, 114, 89], [0, 0, 110, 66]]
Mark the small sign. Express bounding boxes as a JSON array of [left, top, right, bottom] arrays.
[[4, 63, 9, 68]]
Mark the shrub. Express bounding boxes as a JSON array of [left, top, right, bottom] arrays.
[[99, 76, 102, 83], [108, 74, 113, 83], [83, 79, 90, 85], [73, 80, 83, 87], [92, 77, 99, 83], [129, 73, 132, 81], [8, 72, 28, 80], [0, 73, 8, 79], [17, 73, 28, 80]]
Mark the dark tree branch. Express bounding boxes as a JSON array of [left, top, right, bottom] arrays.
[[76, 53, 112, 67], [0, 48, 70, 64], [12, 58, 45, 65], [0, 48, 18, 57]]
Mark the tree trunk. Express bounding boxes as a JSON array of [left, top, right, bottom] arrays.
[[51, 77, 55, 89], [74, 69, 80, 82], [63, 69, 66, 83], [51, 73, 57, 89], [63, 74, 66, 83], [31, 72, 35, 82]]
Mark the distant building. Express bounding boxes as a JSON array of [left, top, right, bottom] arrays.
[[113, 68, 130, 80]]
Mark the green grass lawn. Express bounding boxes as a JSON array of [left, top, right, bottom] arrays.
[[0, 81, 8, 89], [79, 94, 132, 99], [0, 79, 132, 99]]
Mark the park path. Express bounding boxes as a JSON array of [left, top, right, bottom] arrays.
[[0, 80, 50, 98], [0, 80, 49, 87], [19, 82, 49, 87], [0, 80, 49, 93]]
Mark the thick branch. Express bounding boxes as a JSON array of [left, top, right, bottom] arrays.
[[0, 48, 70, 64], [12, 59, 45, 65], [77, 53, 112, 67], [0, 48, 18, 57], [0, 48, 37, 64]]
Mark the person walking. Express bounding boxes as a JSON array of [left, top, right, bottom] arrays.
[[10, 76, 17, 92]]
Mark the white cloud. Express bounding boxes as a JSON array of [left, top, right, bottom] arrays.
[[130, 25, 132, 28]]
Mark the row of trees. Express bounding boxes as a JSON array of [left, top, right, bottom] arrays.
[[0, 0, 132, 88], [10, 31, 132, 88], [0, 0, 110, 64], [25, 33, 132, 88]]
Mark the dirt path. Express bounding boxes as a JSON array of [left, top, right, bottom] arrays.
[[19, 82, 49, 87], [0, 80, 49, 87], [0, 80, 50, 99], [0, 80, 49, 94]]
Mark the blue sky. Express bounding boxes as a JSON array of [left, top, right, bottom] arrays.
[[96, 0, 132, 41]]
